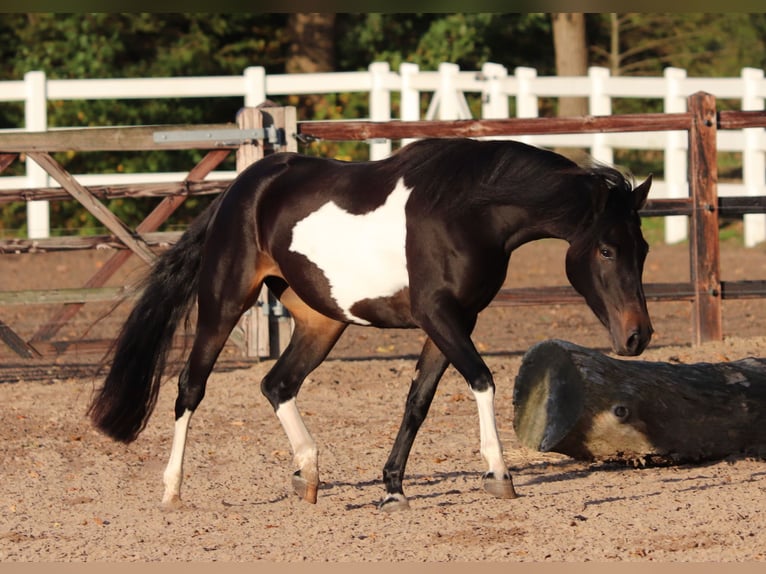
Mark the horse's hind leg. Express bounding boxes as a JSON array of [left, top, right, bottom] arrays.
[[260, 283, 347, 504], [161, 253, 267, 508]]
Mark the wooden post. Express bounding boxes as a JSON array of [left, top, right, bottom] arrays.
[[234, 107, 269, 359], [687, 92, 722, 344], [235, 106, 296, 359], [258, 106, 296, 358]]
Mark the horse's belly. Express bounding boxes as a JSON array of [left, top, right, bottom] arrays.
[[287, 178, 413, 326]]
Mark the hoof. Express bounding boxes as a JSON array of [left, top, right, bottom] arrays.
[[161, 494, 184, 510], [483, 474, 518, 499], [292, 471, 318, 504], [378, 493, 410, 512]]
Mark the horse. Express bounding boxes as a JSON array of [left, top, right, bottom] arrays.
[[88, 137, 653, 512]]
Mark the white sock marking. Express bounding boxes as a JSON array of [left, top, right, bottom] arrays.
[[162, 409, 193, 504], [289, 177, 412, 324], [472, 388, 508, 479], [276, 398, 317, 475]]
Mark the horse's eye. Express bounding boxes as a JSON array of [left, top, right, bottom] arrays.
[[598, 245, 615, 260]]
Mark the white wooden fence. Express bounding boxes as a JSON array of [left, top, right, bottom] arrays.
[[1, 62, 765, 246]]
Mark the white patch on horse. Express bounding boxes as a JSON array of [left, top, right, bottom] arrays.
[[276, 398, 317, 472], [289, 177, 411, 324], [472, 388, 508, 479], [162, 409, 193, 506]]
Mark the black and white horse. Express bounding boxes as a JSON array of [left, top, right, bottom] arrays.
[[89, 137, 653, 511]]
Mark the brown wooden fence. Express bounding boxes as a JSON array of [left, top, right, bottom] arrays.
[[1, 93, 765, 362], [0, 106, 296, 360]]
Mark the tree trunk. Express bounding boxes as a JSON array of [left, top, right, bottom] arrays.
[[285, 13, 336, 74], [513, 339, 766, 464], [552, 13, 588, 117], [285, 13, 336, 121]]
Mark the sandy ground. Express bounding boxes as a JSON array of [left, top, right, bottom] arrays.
[[1, 237, 766, 562]]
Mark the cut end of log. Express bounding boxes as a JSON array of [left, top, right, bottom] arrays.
[[512, 339, 669, 460], [512, 339, 587, 455], [513, 338, 766, 463]]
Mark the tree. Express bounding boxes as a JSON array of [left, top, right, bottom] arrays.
[[590, 13, 766, 77], [551, 13, 588, 117], [284, 13, 336, 122], [285, 13, 336, 73]]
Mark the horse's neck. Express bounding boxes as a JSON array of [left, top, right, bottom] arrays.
[[498, 214, 570, 255]]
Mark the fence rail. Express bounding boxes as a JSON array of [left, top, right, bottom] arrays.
[[2, 63, 766, 245]]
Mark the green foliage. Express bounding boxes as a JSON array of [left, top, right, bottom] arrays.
[[336, 13, 553, 73], [588, 13, 766, 77], [1, 13, 764, 238]]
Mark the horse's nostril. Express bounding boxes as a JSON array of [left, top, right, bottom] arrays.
[[626, 330, 641, 353]]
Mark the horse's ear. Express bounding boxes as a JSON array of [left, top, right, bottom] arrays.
[[633, 173, 652, 210]]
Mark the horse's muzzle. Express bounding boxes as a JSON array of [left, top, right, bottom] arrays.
[[614, 323, 653, 356]]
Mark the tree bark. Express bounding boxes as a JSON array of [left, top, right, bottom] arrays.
[[285, 13, 336, 74], [285, 13, 336, 121], [552, 13, 588, 117], [513, 339, 766, 464]]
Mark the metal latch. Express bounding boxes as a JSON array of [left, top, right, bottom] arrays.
[[153, 126, 282, 146]]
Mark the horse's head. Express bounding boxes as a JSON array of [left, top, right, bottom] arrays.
[[565, 171, 653, 356]]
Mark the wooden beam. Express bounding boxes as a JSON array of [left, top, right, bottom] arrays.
[[0, 153, 18, 174], [0, 319, 42, 358], [718, 109, 766, 130], [640, 198, 693, 217], [0, 124, 237, 152], [0, 287, 129, 305], [0, 179, 229, 204], [0, 231, 181, 253], [687, 92, 723, 344], [297, 112, 693, 142], [26, 152, 156, 265], [492, 282, 697, 306]]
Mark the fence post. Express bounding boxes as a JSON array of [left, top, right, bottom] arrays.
[[481, 62, 509, 120], [687, 92, 722, 344], [235, 106, 298, 359], [514, 67, 538, 145], [664, 67, 689, 244], [24, 70, 50, 239], [742, 67, 766, 247], [234, 107, 269, 359], [588, 66, 613, 165], [369, 62, 392, 160], [243, 66, 267, 107], [400, 62, 420, 148], [261, 105, 296, 358], [426, 62, 462, 120]]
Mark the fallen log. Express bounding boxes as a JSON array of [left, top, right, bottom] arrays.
[[512, 339, 766, 464]]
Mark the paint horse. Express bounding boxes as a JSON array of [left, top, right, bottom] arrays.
[[88, 137, 653, 511]]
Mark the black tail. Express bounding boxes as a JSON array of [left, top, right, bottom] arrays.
[[88, 196, 222, 443]]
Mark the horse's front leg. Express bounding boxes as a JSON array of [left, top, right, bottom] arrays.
[[472, 379, 518, 499], [380, 337, 450, 512], [416, 299, 517, 501]]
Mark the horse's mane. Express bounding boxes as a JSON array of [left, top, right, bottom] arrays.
[[383, 138, 636, 220]]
